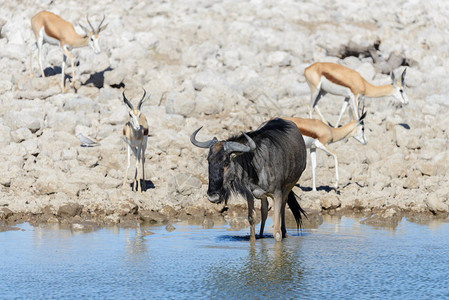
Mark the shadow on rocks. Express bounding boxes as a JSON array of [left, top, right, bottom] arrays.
[[83, 66, 113, 89], [43, 66, 62, 76], [129, 179, 155, 192]]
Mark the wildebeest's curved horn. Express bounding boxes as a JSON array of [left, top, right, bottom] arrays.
[[224, 132, 256, 153], [137, 88, 147, 110], [86, 15, 95, 32], [122, 91, 134, 110], [190, 127, 218, 148]]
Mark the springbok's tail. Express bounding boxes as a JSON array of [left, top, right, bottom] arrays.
[[287, 191, 307, 230]]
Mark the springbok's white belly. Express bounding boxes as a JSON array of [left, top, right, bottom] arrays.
[[320, 76, 352, 97], [40, 27, 60, 46], [302, 136, 315, 149]]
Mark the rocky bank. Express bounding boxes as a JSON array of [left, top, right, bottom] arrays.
[[0, 0, 448, 230]]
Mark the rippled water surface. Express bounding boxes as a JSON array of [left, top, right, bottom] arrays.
[[1, 217, 449, 299]]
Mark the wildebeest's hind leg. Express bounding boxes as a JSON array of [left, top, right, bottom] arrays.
[[281, 193, 288, 238], [247, 196, 256, 243], [259, 197, 268, 238]]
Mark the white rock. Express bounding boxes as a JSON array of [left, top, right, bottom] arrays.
[[63, 95, 100, 113], [165, 91, 195, 117], [192, 70, 227, 91], [3, 110, 43, 133], [266, 51, 291, 67], [194, 88, 224, 116], [0, 124, 11, 146], [0, 80, 13, 93], [46, 111, 90, 134], [356, 62, 376, 81], [425, 193, 449, 214], [135, 32, 159, 50], [10, 128, 32, 143]]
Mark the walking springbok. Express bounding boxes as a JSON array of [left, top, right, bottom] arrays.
[[30, 10, 108, 91], [283, 105, 367, 191], [305, 62, 407, 127], [191, 118, 307, 242], [122, 89, 149, 193]]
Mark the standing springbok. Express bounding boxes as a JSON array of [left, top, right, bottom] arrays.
[[305, 62, 407, 127], [283, 106, 367, 191], [122, 89, 149, 193], [30, 11, 108, 91]]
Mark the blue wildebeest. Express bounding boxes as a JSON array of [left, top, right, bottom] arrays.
[[190, 118, 307, 242]]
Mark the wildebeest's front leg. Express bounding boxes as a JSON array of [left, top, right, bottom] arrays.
[[247, 195, 256, 243], [259, 197, 268, 238]]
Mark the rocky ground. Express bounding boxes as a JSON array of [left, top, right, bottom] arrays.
[[0, 0, 448, 231]]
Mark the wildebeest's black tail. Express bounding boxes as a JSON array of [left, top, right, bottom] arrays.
[[287, 191, 307, 230]]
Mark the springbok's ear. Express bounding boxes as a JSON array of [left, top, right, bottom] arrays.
[[79, 23, 90, 34], [98, 23, 108, 33]]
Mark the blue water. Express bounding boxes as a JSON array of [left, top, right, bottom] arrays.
[[1, 217, 449, 299]]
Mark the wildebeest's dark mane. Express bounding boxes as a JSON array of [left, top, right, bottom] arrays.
[[225, 118, 296, 200], [227, 118, 294, 147]]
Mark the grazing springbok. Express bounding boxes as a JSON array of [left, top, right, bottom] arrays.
[[191, 118, 307, 242], [283, 105, 367, 191], [122, 89, 149, 193], [30, 10, 108, 91], [304, 62, 407, 127]]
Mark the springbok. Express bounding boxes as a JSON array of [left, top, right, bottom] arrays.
[[304, 62, 407, 127], [283, 105, 367, 191], [122, 89, 149, 193], [30, 10, 108, 91]]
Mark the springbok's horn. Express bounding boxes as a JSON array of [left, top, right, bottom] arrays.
[[190, 127, 218, 149], [86, 15, 95, 32], [224, 132, 256, 153], [97, 15, 106, 31], [122, 91, 134, 110], [137, 88, 147, 110], [401, 68, 407, 87]]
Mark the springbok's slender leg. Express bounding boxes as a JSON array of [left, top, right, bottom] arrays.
[[62, 46, 75, 89], [308, 81, 322, 118], [247, 196, 256, 243], [316, 141, 339, 190], [129, 146, 139, 191], [312, 89, 329, 125], [346, 94, 360, 125], [336, 97, 349, 128], [30, 43, 36, 78], [273, 192, 283, 242], [123, 144, 132, 189], [61, 53, 67, 91], [259, 197, 268, 238], [37, 36, 45, 77], [309, 89, 320, 118], [310, 148, 317, 191], [141, 136, 148, 191], [135, 145, 142, 193]]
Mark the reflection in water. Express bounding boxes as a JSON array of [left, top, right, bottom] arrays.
[[1, 217, 449, 299], [124, 227, 148, 262], [207, 239, 305, 297]]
